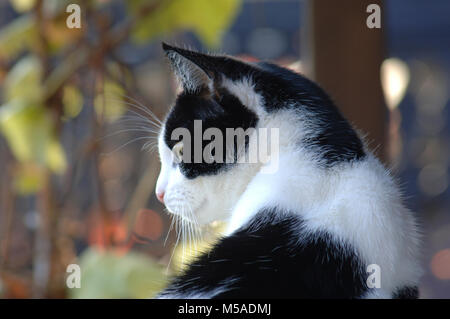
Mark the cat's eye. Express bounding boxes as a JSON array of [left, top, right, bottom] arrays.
[[172, 142, 184, 163]]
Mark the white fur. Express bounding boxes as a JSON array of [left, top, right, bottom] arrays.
[[158, 277, 239, 299]]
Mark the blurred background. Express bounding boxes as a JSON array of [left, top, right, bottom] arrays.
[[0, 0, 449, 298]]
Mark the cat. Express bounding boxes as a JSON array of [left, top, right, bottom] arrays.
[[154, 43, 422, 298]]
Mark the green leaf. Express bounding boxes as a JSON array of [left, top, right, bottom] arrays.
[[0, 15, 37, 61], [0, 100, 48, 164], [69, 248, 168, 299], [0, 100, 67, 174], [0, 55, 68, 176], [3, 55, 43, 102], [130, 0, 242, 48]]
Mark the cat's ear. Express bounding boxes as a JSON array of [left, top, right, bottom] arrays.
[[162, 43, 255, 93], [162, 43, 215, 93]]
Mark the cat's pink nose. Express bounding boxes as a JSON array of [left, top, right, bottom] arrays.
[[156, 191, 165, 204]]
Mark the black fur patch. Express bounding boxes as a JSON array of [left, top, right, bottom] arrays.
[[164, 88, 258, 179], [393, 286, 419, 299], [159, 208, 368, 298], [255, 62, 366, 165]]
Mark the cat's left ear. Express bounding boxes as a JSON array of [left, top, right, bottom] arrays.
[[162, 43, 216, 93]]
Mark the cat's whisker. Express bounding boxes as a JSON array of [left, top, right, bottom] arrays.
[[181, 213, 187, 266], [185, 213, 192, 258], [116, 114, 154, 123], [186, 203, 201, 250], [188, 213, 197, 253], [184, 214, 192, 263], [142, 140, 159, 154], [104, 93, 163, 127], [112, 124, 159, 134], [101, 99, 161, 131], [187, 219, 195, 253], [121, 93, 163, 126], [113, 116, 160, 127], [119, 107, 161, 129], [113, 119, 160, 131], [123, 106, 162, 129], [100, 136, 154, 156], [166, 213, 182, 273], [98, 128, 158, 142], [164, 214, 176, 247], [177, 205, 201, 265]]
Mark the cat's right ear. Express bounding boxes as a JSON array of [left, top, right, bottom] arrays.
[[162, 43, 214, 93]]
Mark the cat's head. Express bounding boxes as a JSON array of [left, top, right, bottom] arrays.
[[155, 44, 365, 226], [156, 44, 268, 225]]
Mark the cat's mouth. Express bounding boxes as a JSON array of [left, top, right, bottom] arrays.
[[165, 198, 207, 223]]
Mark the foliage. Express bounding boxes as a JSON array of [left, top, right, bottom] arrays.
[[0, 56, 67, 177], [129, 0, 241, 47], [0, 14, 36, 60], [0, 0, 241, 299], [0, 0, 241, 192], [94, 80, 126, 122], [69, 248, 168, 299], [62, 85, 83, 119]]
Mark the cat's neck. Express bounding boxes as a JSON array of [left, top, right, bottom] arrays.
[[224, 148, 421, 295], [225, 150, 397, 235]]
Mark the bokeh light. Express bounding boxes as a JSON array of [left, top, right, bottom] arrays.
[[381, 58, 410, 111], [431, 249, 450, 280], [417, 164, 449, 197]]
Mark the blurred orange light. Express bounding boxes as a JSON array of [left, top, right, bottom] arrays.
[[431, 249, 450, 280], [133, 209, 164, 242], [88, 215, 128, 250]]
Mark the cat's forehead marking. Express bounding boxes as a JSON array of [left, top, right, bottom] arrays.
[[220, 76, 265, 117]]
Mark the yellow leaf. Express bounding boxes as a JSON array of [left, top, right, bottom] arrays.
[[0, 15, 36, 60], [63, 85, 83, 119], [0, 100, 67, 174], [10, 0, 36, 12], [130, 0, 241, 48], [46, 137, 67, 173], [3, 55, 43, 102], [0, 100, 49, 164], [13, 163, 45, 195]]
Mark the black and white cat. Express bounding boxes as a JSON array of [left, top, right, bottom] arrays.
[[155, 43, 422, 298]]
